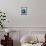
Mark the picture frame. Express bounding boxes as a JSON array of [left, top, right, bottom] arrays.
[[21, 7, 27, 15]]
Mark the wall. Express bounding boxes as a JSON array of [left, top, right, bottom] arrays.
[[0, 0, 46, 27]]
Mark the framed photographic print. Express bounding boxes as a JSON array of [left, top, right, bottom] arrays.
[[21, 7, 27, 15]]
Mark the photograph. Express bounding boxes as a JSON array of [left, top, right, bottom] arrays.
[[21, 7, 27, 15]]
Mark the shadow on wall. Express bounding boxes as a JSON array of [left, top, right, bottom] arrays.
[[13, 40, 21, 46]]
